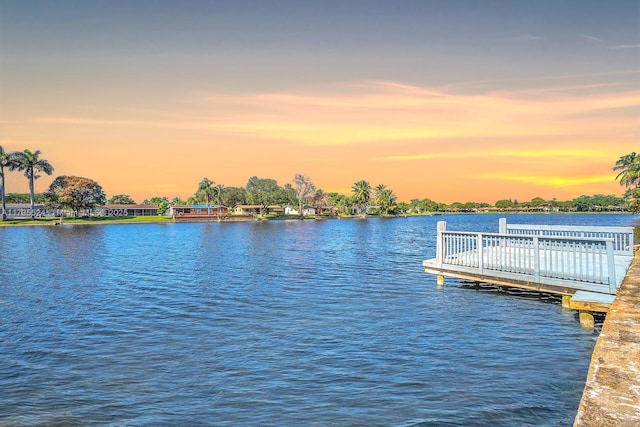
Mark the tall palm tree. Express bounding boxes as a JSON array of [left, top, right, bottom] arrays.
[[351, 180, 371, 216], [214, 183, 225, 219], [374, 184, 387, 206], [0, 146, 13, 221], [10, 149, 54, 219], [614, 152, 640, 189], [374, 184, 397, 214], [197, 177, 215, 215], [379, 189, 397, 215]]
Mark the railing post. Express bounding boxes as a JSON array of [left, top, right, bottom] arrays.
[[533, 236, 540, 282], [436, 221, 447, 267], [606, 240, 617, 294], [499, 217, 507, 234], [477, 233, 484, 273]]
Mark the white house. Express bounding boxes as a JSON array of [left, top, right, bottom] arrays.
[[285, 205, 316, 216]]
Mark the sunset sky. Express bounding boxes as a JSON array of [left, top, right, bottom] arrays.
[[1, 0, 638, 204]]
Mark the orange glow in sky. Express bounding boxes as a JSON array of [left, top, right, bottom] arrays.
[[1, 2, 638, 204]]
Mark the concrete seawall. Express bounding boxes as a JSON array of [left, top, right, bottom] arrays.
[[574, 251, 640, 426]]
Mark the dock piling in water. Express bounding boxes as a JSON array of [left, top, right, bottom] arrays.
[[579, 312, 595, 329]]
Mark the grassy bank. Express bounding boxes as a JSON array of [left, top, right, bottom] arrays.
[[0, 216, 174, 226]]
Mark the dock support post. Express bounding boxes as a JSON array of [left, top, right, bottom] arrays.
[[562, 295, 571, 309], [579, 311, 595, 329], [437, 275, 445, 287]]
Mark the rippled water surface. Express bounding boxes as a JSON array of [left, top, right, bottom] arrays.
[[1, 214, 637, 426]]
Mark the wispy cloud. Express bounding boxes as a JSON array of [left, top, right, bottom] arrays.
[[609, 44, 640, 50], [579, 34, 605, 43], [29, 80, 640, 148], [476, 173, 615, 188], [383, 149, 614, 162], [36, 117, 157, 126], [441, 70, 639, 93]]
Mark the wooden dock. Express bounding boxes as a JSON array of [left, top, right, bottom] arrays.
[[423, 218, 635, 312]]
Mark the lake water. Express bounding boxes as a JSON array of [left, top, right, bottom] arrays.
[[1, 213, 638, 426]]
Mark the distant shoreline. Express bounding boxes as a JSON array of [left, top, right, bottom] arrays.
[[0, 211, 634, 227]]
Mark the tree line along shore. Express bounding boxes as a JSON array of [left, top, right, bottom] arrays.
[[1, 147, 639, 222]]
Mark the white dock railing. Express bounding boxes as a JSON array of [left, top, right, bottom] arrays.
[[498, 218, 634, 256], [433, 219, 635, 294]]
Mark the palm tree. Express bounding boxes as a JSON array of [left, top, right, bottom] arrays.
[[614, 152, 640, 189], [10, 149, 54, 219], [375, 184, 397, 215], [382, 190, 397, 214], [335, 195, 352, 216], [374, 184, 387, 207], [351, 180, 371, 216], [0, 146, 13, 221], [614, 152, 640, 214], [196, 177, 215, 215], [214, 183, 225, 219]]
